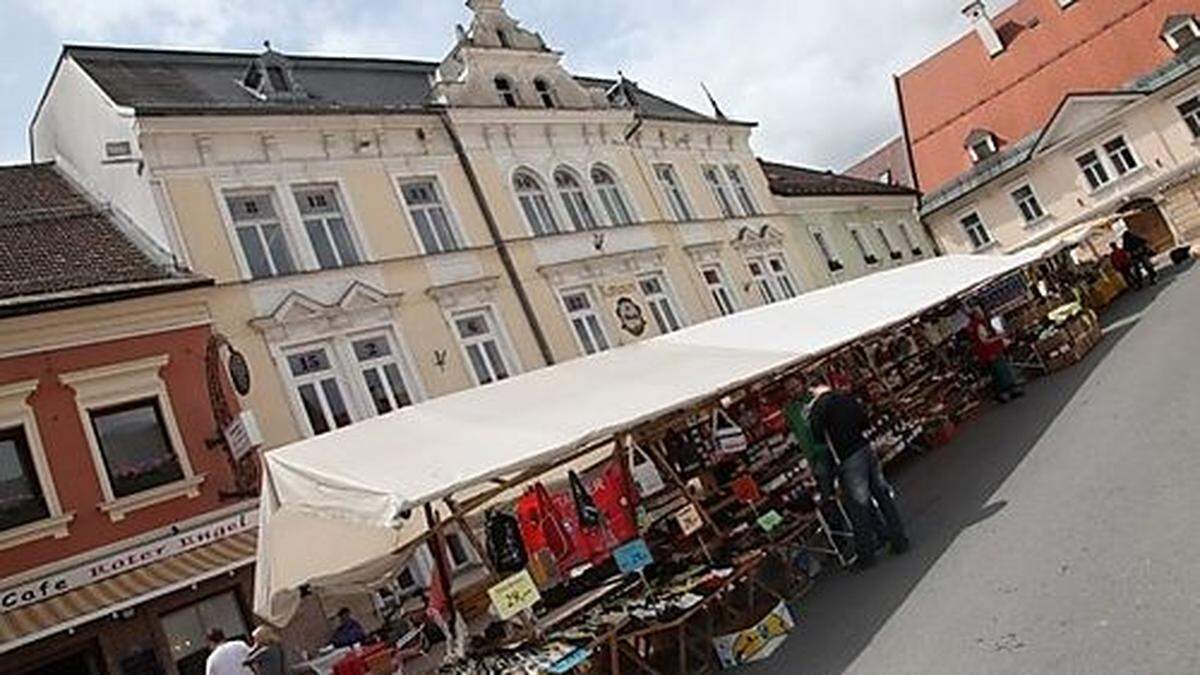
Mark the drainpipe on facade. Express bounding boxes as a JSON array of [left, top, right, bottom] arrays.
[[436, 111, 556, 367]]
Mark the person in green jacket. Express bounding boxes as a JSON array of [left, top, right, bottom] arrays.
[[783, 375, 834, 498]]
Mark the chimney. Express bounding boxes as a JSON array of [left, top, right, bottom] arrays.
[[962, 1, 1005, 57]]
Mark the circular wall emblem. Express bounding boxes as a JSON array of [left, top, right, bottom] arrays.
[[228, 349, 252, 396], [615, 297, 647, 336]]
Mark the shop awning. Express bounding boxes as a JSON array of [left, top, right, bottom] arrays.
[[255, 250, 1050, 625], [0, 530, 256, 654]]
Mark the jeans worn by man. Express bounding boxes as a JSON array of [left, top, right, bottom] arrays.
[[808, 387, 909, 569]]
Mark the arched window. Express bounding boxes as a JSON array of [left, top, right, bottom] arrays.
[[554, 168, 599, 231], [513, 170, 560, 236], [534, 78, 556, 108], [590, 166, 634, 226], [494, 75, 518, 108]]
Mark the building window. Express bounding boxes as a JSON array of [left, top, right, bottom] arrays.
[[351, 334, 414, 416], [453, 310, 513, 386], [812, 230, 844, 272], [1164, 18, 1200, 51], [1011, 185, 1046, 225], [560, 289, 610, 355], [702, 165, 736, 218], [725, 165, 759, 215], [699, 264, 737, 316], [286, 346, 353, 436], [878, 170, 893, 185], [967, 131, 998, 163], [638, 273, 683, 333], [293, 185, 360, 270], [533, 78, 556, 108], [554, 168, 600, 231], [513, 170, 561, 236], [850, 228, 879, 265], [494, 75, 518, 107], [0, 426, 50, 532], [746, 256, 776, 304], [876, 226, 902, 261], [162, 591, 249, 675], [225, 192, 297, 279], [90, 399, 186, 499], [399, 179, 463, 254], [1076, 150, 1111, 191], [960, 212, 994, 250], [1178, 95, 1200, 138], [590, 166, 634, 226], [1103, 136, 1140, 177], [899, 222, 923, 256], [654, 163, 694, 221], [766, 255, 799, 299]]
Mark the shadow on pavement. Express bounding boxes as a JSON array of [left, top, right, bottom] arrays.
[[745, 266, 1189, 675]]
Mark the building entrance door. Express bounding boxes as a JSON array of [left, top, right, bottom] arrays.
[[1119, 199, 1176, 253], [13, 641, 107, 675]]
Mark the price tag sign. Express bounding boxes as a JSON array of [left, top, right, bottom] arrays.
[[757, 510, 784, 533], [614, 538, 654, 575], [487, 570, 541, 620], [675, 505, 704, 536]]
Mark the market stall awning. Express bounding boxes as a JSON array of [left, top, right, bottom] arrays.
[[254, 251, 1048, 624], [0, 529, 256, 654]]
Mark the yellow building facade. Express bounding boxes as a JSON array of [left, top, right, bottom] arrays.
[[29, 0, 868, 450]]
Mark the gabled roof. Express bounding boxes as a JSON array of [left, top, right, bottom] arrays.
[[0, 163, 206, 316], [759, 159, 918, 198], [843, 137, 915, 190], [1030, 91, 1147, 156], [58, 45, 737, 125]]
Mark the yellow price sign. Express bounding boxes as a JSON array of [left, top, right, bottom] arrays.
[[487, 570, 542, 620]]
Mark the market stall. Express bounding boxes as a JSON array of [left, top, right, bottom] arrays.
[[254, 250, 1076, 673]]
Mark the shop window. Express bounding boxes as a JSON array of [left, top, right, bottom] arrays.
[[453, 309, 514, 386], [561, 289, 610, 355], [554, 168, 600, 231], [590, 165, 635, 226], [398, 178, 463, 254], [699, 264, 737, 316], [1076, 150, 1111, 191], [161, 591, 249, 675], [653, 163, 694, 221], [286, 346, 354, 436], [959, 212, 994, 250], [1011, 185, 1046, 225], [725, 165, 759, 215], [638, 273, 684, 333], [702, 165, 737, 218], [293, 185, 361, 269], [1178, 95, 1200, 139], [513, 170, 561, 236], [0, 425, 50, 532], [90, 399, 185, 500], [351, 334, 415, 416], [225, 191, 297, 279]]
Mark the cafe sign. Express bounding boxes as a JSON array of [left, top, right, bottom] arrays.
[[0, 507, 256, 613]]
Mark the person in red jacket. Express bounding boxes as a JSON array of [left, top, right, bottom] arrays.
[[967, 306, 1024, 403], [1108, 242, 1139, 290]]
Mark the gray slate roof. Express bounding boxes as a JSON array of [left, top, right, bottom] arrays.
[[64, 45, 732, 124], [0, 163, 205, 314]]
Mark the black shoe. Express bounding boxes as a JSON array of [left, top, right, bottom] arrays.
[[1012, 388, 1025, 399], [850, 554, 876, 572], [890, 537, 910, 555]]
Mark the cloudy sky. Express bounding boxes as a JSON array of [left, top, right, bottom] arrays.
[[0, 0, 984, 169]]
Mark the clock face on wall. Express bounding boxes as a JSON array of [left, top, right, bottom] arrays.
[[228, 349, 252, 396], [615, 297, 647, 336]]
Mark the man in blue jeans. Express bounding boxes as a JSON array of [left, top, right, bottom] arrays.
[[808, 385, 909, 569]]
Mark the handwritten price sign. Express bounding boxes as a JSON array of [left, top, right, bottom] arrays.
[[487, 570, 541, 620], [675, 504, 704, 536]]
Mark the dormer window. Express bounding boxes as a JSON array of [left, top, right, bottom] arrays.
[[534, 78, 555, 108], [242, 64, 263, 91], [966, 129, 999, 163], [1163, 15, 1200, 52], [497, 29, 511, 48], [494, 75, 518, 107], [267, 65, 290, 92], [238, 45, 303, 100]]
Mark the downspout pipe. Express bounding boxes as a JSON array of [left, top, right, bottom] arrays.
[[436, 111, 556, 367]]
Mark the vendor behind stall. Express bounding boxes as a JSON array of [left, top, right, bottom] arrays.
[[967, 306, 1024, 403], [808, 385, 909, 570], [331, 607, 369, 648]]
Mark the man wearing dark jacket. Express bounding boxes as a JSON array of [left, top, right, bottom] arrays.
[[808, 386, 909, 569], [1122, 229, 1158, 286]]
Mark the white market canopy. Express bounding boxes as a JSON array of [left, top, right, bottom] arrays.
[[255, 250, 1047, 623]]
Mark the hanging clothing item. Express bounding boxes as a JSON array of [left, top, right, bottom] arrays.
[[593, 461, 638, 545], [553, 491, 605, 569], [484, 510, 528, 574], [515, 483, 572, 566], [569, 470, 602, 529]]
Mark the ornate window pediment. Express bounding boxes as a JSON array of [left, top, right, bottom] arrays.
[[252, 282, 402, 339], [730, 225, 786, 254]]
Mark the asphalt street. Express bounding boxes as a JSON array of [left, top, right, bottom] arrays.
[[754, 261, 1200, 675]]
